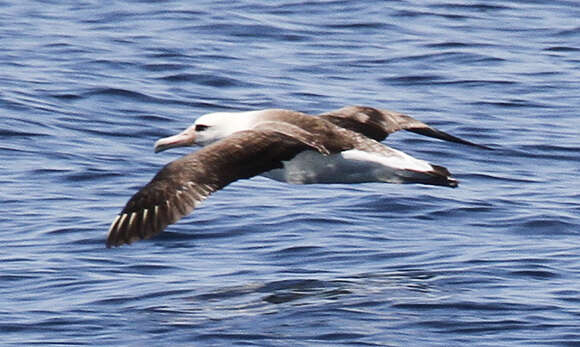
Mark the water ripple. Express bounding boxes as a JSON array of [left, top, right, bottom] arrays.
[[1, 0, 579, 345]]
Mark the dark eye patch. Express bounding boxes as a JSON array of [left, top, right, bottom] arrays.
[[195, 124, 209, 132]]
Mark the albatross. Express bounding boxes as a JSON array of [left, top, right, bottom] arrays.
[[107, 106, 489, 247]]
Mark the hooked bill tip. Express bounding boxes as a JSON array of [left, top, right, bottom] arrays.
[[153, 130, 196, 153]]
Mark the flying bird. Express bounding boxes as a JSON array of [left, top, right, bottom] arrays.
[[107, 106, 489, 247]]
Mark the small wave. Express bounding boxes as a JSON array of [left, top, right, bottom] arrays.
[[84, 87, 152, 100], [142, 63, 187, 72], [509, 269, 558, 280], [0, 128, 48, 137], [514, 217, 578, 236], [429, 3, 512, 11], [543, 46, 580, 52], [382, 74, 444, 86], [395, 9, 471, 20], [469, 99, 550, 108], [81, 87, 185, 106], [157, 73, 254, 88]]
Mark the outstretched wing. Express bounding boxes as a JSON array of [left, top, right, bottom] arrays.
[[319, 105, 491, 149], [107, 127, 329, 247]]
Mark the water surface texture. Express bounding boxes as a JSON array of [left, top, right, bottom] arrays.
[[1, 1, 579, 345]]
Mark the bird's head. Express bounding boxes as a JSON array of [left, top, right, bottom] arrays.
[[154, 111, 261, 153]]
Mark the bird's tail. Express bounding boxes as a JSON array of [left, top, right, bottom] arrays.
[[398, 164, 458, 188]]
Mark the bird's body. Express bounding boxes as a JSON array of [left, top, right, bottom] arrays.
[[107, 106, 489, 247], [263, 147, 433, 184]]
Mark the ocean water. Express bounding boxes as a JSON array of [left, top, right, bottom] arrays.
[[1, 0, 579, 345]]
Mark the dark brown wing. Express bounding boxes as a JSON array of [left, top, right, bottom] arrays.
[[319, 105, 491, 149], [106, 128, 328, 247]]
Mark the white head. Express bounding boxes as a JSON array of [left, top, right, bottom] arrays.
[[154, 111, 261, 152]]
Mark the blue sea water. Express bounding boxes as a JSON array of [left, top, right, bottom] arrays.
[[1, 0, 579, 345]]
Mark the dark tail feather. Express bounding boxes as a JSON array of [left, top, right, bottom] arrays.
[[428, 164, 458, 187], [401, 164, 458, 188]]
